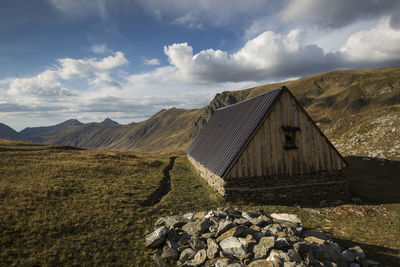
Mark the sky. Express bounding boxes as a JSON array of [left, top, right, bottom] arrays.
[[1, 0, 400, 130]]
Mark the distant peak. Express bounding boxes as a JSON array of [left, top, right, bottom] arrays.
[[58, 119, 84, 127], [100, 118, 119, 126]]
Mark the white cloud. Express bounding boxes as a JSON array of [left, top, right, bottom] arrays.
[[5, 52, 128, 105], [143, 58, 161, 65], [163, 30, 338, 83], [91, 44, 107, 54], [340, 18, 400, 63]]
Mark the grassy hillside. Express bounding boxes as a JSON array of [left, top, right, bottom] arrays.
[[3, 66, 400, 159], [1, 140, 399, 266]]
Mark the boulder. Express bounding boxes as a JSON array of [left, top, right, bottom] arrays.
[[248, 259, 279, 267], [302, 230, 328, 240], [207, 238, 220, 259], [179, 248, 196, 263], [226, 262, 242, 267], [216, 220, 236, 237], [182, 218, 211, 236], [194, 249, 207, 265], [253, 236, 275, 258], [145, 226, 168, 248], [217, 225, 247, 242], [152, 253, 166, 267], [270, 213, 301, 224], [266, 249, 290, 263], [215, 257, 232, 267], [219, 236, 247, 258], [304, 236, 326, 245], [161, 245, 178, 262], [189, 237, 207, 251], [275, 237, 290, 249]]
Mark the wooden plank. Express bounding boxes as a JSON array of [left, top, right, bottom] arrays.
[[270, 108, 278, 175], [255, 130, 263, 176], [266, 117, 273, 176], [299, 106, 308, 174], [276, 101, 284, 174], [309, 118, 319, 172], [260, 123, 266, 176]]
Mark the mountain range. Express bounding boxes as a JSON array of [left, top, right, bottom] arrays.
[[1, 66, 400, 159]]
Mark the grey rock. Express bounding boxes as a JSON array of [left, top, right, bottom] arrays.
[[205, 258, 219, 266], [161, 245, 178, 262], [178, 232, 192, 247], [215, 257, 232, 267], [312, 245, 345, 265], [227, 262, 242, 267], [182, 218, 211, 236], [234, 218, 250, 225], [302, 230, 328, 240], [242, 211, 259, 220], [253, 236, 275, 258], [179, 248, 196, 262], [287, 249, 302, 263], [207, 238, 220, 259], [348, 246, 365, 260], [178, 245, 191, 252], [266, 249, 290, 263], [293, 242, 310, 253], [216, 220, 237, 237], [248, 259, 278, 267], [262, 224, 282, 236], [168, 228, 180, 242], [275, 237, 290, 248], [217, 225, 247, 242], [184, 212, 194, 220], [270, 213, 301, 224], [164, 215, 192, 228], [341, 250, 355, 262], [194, 249, 207, 265], [202, 232, 214, 239], [220, 236, 247, 258], [209, 224, 218, 234], [166, 239, 179, 250], [302, 208, 320, 214], [189, 237, 207, 251], [152, 253, 166, 267], [145, 226, 168, 248]]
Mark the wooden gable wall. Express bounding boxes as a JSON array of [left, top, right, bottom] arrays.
[[225, 90, 347, 178]]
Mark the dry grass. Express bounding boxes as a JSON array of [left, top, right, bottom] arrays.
[[1, 140, 399, 266]]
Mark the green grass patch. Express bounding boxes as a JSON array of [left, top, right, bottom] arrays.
[[1, 140, 399, 266]]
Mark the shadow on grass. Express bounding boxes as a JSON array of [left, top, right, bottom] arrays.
[[343, 156, 400, 205], [331, 236, 400, 267]]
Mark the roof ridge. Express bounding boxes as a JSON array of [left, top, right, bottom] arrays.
[[217, 86, 285, 111]]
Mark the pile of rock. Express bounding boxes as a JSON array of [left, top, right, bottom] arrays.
[[145, 207, 380, 267]]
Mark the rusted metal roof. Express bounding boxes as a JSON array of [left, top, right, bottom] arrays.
[[187, 87, 284, 178]]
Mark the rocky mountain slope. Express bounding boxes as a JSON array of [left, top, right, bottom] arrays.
[[1, 66, 400, 159]]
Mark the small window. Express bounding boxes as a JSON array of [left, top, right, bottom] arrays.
[[281, 126, 300, 150]]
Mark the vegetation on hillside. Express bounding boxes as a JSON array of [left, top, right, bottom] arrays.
[[1, 140, 399, 266], [3, 66, 400, 159]]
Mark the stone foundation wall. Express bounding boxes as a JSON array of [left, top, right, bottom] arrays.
[[188, 155, 225, 195], [188, 155, 348, 203], [224, 172, 348, 203]]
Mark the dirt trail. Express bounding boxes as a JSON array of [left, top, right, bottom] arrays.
[[141, 157, 176, 207]]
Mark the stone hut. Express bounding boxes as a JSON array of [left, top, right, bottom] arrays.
[[186, 86, 348, 203]]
